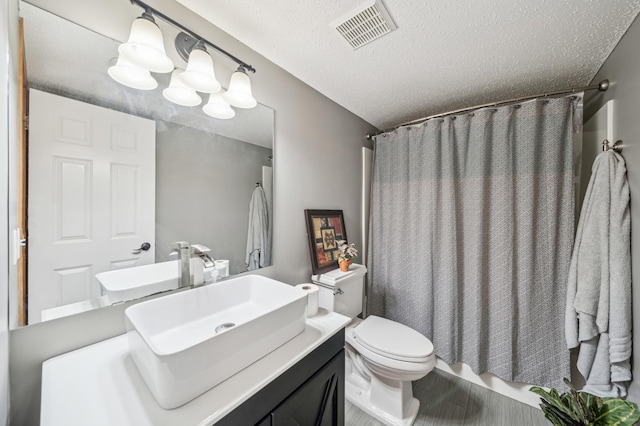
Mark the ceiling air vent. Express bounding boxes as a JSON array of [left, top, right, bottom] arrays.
[[330, 0, 397, 50]]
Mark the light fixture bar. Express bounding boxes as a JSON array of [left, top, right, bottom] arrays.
[[129, 0, 256, 73]]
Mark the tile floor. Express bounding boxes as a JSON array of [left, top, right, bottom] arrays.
[[345, 369, 549, 425]]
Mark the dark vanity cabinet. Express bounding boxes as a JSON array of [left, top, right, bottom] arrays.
[[270, 350, 343, 425], [217, 329, 345, 426]]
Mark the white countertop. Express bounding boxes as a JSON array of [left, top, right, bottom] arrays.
[[41, 309, 350, 426]]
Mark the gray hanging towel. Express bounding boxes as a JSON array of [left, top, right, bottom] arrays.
[[565, 150, 631, 397], [245, 185, 270, 271]]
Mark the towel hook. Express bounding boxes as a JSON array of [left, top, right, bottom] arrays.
[[602, 139, 623, 154]]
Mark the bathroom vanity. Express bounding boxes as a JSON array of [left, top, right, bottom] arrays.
[[40, 310, 349, 425]]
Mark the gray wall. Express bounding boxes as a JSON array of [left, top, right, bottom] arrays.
[[8, 0, 376, 424], [584, 14, 640, 404], [155, 121, 273, 275]]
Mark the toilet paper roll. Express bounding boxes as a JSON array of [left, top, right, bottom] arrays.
[[295, 283, 319, 317], [214, 260, 229, 278]]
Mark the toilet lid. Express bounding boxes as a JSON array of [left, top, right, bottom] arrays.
[[353, 316, 434, 363]]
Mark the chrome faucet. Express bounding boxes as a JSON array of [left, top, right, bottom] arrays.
[[171, 242, 216, 288], [191, 244, 216, 286], [191, 244, 215, 268], [172, 241, 192, 288]]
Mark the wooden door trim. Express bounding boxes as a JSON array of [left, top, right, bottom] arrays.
[[17, 17, 28, 326]]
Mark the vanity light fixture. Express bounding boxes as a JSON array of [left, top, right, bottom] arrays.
[[224, 67, 257, 109], [110, 0, 258, 118], [203, 91, 236, 119], [162, 69, 202, 106], [107, 55, 158, 90], [119, 10, 174, 73], [180, 43, 221, 93]]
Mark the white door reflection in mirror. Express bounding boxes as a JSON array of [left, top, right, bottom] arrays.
[[28, 89, 155, 323]]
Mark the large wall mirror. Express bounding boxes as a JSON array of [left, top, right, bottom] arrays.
[[10, 2, 274, 328]]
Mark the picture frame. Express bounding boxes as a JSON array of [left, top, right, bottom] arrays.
[[304, 209, 348, 275]]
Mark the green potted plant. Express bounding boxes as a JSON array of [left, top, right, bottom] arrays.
[[337, 240, 358, 272], [530, 378, 640, 425]]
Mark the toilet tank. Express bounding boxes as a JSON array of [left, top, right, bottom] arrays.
[[312, 264, 367, 319]]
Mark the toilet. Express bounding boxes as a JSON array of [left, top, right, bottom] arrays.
[[312, 264, 435, 426]]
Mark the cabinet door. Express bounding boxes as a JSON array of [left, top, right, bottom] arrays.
[[271, 350, 344, 426], [256, 414, 272, 426]]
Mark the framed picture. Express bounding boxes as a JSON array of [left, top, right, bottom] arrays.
[[304, 209, 348, 275]]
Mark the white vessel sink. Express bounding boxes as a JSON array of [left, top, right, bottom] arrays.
[[125, 275, 308, 409], [96, 260, 179, 304]]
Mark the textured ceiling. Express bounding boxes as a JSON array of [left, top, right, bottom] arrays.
[[177, 0, 640, 130]]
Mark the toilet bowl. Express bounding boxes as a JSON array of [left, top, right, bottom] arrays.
[[344, 316, 435, 426], [311, 265, 436, 426]]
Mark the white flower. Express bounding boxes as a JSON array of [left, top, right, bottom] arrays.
[[337, 240, 358, 262]]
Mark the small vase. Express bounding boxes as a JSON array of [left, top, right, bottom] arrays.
[[339, 260, 351, 272]]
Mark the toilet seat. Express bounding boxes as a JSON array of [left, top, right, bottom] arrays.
[[346, 317, 436, 382], [353, 315, 434, 363]]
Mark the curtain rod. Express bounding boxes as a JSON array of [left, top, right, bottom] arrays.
[[366, 79, 609, 140], [129, 0, 256, 73]]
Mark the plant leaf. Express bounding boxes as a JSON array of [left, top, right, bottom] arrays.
[[594, 398, 640, 426], [577, 391, 602, 422], [530, 380, 640, 426], [531, 386, 583, 424], [587, 399, 600, 421], [567, 380, 589, 421], [541, 404, 579, 426]]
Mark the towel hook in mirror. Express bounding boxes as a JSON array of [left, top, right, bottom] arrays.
[[602, 139, 623, 154]]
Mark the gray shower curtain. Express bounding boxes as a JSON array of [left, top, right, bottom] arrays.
[[367, 97, 578, 389]]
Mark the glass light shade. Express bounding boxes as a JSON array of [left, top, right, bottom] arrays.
[[203, 91, 235, 119], [162, 69, 202, 106], [224, 68, 257, 108], [107, 55, 158, 90], [119, 16, 174, 73], [181, 48, 221, 93]]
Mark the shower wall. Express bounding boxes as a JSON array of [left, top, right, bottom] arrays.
[[584, 12, 640, 405]]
